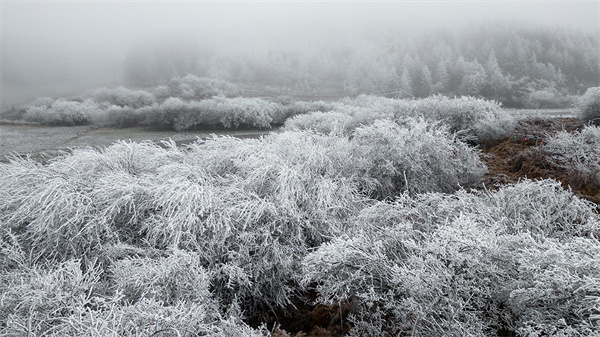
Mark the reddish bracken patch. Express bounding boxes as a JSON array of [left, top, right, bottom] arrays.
[[482, 117, 599, 205]]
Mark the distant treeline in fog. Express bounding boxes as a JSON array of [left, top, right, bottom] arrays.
[[125, 23, 598, 108]]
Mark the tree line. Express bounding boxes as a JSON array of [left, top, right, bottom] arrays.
[[125, 22, 599, 108]]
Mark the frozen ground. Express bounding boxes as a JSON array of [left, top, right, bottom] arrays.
[[0, 124, 273, 160]]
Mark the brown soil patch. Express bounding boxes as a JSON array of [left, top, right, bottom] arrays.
[[482, 117, 599, 205], [266, 290, 352, 337]]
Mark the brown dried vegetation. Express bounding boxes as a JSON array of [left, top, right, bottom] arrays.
[[482, 117, 599, 205]]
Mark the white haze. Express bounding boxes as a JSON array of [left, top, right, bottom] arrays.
[[1, 1, 598, 107]]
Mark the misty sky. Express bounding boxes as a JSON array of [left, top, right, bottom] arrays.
[[1, 1, 599, 107]]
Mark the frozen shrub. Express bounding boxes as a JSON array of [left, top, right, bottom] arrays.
[[0, 160, 116, 259], [577, 86, 600, 126], [403, 95, 515, 145], [277, 100, 336, 124], [285, 95, 515, 145], [23, 99, 99, 125], [357, 179, 599, 239], [155, 74, 241, 101], [0, 132, 368, 315], [23, 96, 55, 109], [111, 251, 212, 305], [17, 76, 251, 129], [141, 132, 367, 309], [142, 97, 190, 129], [103, 105, 145, 127], [2, 124, 597, 334], [0, 257, 267, 337], [89, 86, 157, 108], [302, 217, 505, 336], [484, 179, 600, 237], [285, 111, 354, 134], [141, 97, 282, 130], [525, 90, 576, 109], [0, 141, 183, 259], [543, 125, 600, 186], [18, 85, 515, 137], [472, 112, 517, 147], [351, 119, 486, 197], [302, 179, 600, 336], [43, 298, 270, 337], [197, 97, 280, 129], [0, 259, 105, 334]]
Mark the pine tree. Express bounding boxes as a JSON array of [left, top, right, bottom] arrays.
[[459, 59, 486, 96], [482, 52, 510, 100], [414, 64, 433, 97], [399, 67, 413, 98], [435, 60, 450, 90]]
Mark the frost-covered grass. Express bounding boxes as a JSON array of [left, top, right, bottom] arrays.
[[146, 96, 283, 130], [285, 95, 516, 146], [577, 86, 600, 126], [0, 248, 269, 337], [19, 75, 338, 130], [0, 120, 486, 334], [19, 79, 514, 141], [1, 118, 599, 336], [302, 179, 600, 336], [21, 94, 334, 130], [543, 125, 600, 186], [22, 96, 288, 130], [351, 120, 486, 197], [23, 99, 100, 126]]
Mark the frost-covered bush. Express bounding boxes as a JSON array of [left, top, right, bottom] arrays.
[[111, 251, 212, 305], [276, 100, 336, 124], [103, 105, 145, 127], [3, 121, 597, 334], [0, 122, 486, 316], [154, 74, 241, 101], [285, 95, 515, 146], [577, 86, 600, 126], [525, 90, 577, 109], [140, 97, 283, 130], [0, 253, 268, 337], [358, 179, 599, 239], [142, 132, 366, 309], [0, 132, 366, 314], [351, 119, 486, 197], [89, 86, 157, 109], [543, 125, 600, 186], [173, 97, 282, 130], [23, 99, 100, 125], [20, 94, 339, 130], [141, 97, 192, 129], [399, 95, 515, 145], [1, 259, 106, 335], [23, 96, 55, 109], [301, 179, 600, 337], [285, 111, 354, 134], [18, 86, 514, 137], [284, 101, 395, 134]]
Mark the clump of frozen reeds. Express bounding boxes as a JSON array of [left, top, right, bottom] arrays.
[[0, 251, 268, 336], [543, 125, 600, 186], [351, 119, 486, 198], [301, 179, 600, 336], [285, 95, 515, 146], [577, 86, 600, 126]]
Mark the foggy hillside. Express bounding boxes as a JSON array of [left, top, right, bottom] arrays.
[[2, 1, 598, 108]]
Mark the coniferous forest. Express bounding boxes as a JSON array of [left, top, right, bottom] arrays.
[[124, 23, 598, 108]]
